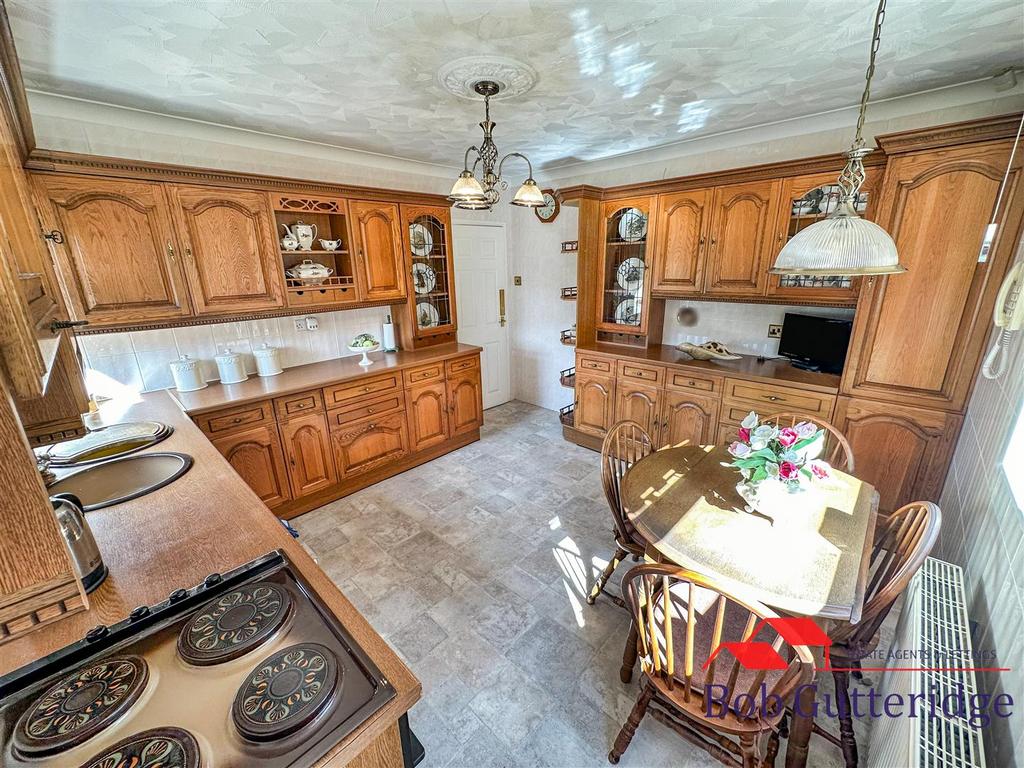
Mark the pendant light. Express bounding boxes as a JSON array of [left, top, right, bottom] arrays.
[[770, 0, 905, 277]]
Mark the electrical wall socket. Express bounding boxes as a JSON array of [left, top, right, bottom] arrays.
[[293, 318, 306, 331], [767, 324, 783, 339], [305, 316, 319, 331]]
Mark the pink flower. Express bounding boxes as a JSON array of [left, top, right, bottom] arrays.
[[778, 461, 799, 480], [810, 461, 830, 479], [737, 427, 751, 442], [777, 427, 799, 447]]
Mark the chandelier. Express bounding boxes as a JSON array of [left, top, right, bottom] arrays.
[[770, 0, 904, 276], [448, 80, 544, 211]]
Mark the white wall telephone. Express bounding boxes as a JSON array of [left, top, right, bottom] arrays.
[[983, 260, 1024, 378]]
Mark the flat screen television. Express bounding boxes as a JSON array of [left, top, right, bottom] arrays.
[[778, 313, 853, 374]]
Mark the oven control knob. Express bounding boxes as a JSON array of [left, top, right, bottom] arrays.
[[129, 605, 150, 621], [168, 588, 189, 603], [85, 625, 108, 642], [204, 573, 223, 588]]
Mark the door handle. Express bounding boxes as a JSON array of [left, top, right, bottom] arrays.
[[498, 288, 506, 327]]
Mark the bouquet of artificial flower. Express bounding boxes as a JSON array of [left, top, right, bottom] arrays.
[[727, 411, 830, 490]]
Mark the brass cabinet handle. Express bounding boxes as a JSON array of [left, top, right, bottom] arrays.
[[498, 288, 506, 327], [367, 423, 376, 429], [765, 395, 781, 401], [167, 242, 176, 260], [185, 246, 193, 260]]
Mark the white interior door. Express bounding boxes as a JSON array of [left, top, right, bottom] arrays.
[[453, 223, 511, 409]]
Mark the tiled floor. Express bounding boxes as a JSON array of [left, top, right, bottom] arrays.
[[293, 401, 879, 768]]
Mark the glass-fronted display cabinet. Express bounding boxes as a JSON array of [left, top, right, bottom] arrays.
[[597, 197, 654, 336], [767, 172, 876, 303], [395, 204, 457, 348]]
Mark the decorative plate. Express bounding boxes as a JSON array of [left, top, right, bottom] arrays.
[[534, 190, 560, 223], [232, 643, 339, 742], [412, 262, 437, 295], [617, 208, 648, 242], [14, 656, 149, 757], [77, 727, 201, 768], [177, 582, 292, 666], [409, 222, 434, 257], [615, 257, 646, 292], [613, 298, 641, 326], [417, 301, 440, 329]]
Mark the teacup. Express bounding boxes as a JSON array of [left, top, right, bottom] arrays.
[[319, 239, 343, 251]]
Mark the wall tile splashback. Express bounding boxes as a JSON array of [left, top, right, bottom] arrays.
[[78, 308, 389, 396]]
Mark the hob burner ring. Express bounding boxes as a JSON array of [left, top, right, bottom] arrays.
[[177, 581, 292, 665], [76, 726, 200, 768]]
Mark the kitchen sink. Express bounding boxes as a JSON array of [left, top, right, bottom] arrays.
[[46, 452, 193, 512], [38, 421, 173, 466]]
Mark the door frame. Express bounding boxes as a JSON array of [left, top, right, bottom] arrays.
[[451, 219, 512, 410]]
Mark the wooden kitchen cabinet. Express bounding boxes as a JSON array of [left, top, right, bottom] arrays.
[[447, 369, 483, 438], [703, 179, 784, 296], [614, 379, 662, 442], [833, 396, 961, 516], [331, 412, 409, 478], [211, 423, 291, 509], [169, 186, 285, 314], [406, 381, 449, 451], [350, 200, 407, 302], [842, 141, 1024, 412], [33, 174, 191, 325], [658, 390, 719, 448], [597, 196, 656, 334], [574, 373, 616, 436], [651, 188, 710, 294], [278, 411, 337, 498]]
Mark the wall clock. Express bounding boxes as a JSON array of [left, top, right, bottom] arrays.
[[534, 190, 560, 223]]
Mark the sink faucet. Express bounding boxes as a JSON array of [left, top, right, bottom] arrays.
[[36, 453, 56, 485]]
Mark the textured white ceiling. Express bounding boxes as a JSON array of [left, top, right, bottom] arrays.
[[7, 0, 1024, 170]]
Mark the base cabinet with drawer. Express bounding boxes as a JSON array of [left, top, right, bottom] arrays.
[[210, 424, 292, 509], [331, 413, 410, 477]]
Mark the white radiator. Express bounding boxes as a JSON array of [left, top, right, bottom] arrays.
[[867, 558, 987, 768]]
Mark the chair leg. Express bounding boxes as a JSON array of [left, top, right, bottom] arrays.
[[588, 545, 627, 605], [763, 730, 780, 768], [620, 622, 639, 684], [609, 683, 653, 764], [832, 670, 859, 768], [739, 733, 757, 768]]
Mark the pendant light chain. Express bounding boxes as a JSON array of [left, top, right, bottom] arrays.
[[853, 0, 887, 149]]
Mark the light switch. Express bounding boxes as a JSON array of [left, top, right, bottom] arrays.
[[513, 276, 522, 286]]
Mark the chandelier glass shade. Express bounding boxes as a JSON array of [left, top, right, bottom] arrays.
[[770, 0, 904, 277], [448, 81, 543, 211]]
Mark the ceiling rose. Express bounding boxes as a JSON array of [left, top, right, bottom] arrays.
[[438, 56, 538, 101]]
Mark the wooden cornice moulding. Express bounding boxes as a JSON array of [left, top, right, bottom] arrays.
[[0, 2, 35, 162], [556, 184, 604, 201], [25, 149, 450, 207], [876, 112, 1024, 155]]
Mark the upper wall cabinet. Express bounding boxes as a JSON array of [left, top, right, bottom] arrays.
[[397, 204, 457, 347], [169, 186, 285, 315], [703, 179, 783, 296], [350, 200, 407, 302], [841, 140, 1024, 411], [598, 197, 655, 335], [650, 189, 709, 294], [33, 175, 192, 326]]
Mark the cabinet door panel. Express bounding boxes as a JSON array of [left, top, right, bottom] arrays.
[[212, 424, 291, 509], [171, 186, 284, 314], [279, 411, 337, 498], [448, 369, 483, 437], [705, 180, 783, 295], [659, 391, 719, 448], [351, 200, 407, 301], [575, 374, 615, 436], [614, 381, 661, 442], [331, 412, 409, 478], [406, 381, 449, 451], [842, 143, 1023, 411], [597, 197, 655, 334], [833, 397, 960, 516], [34, 175, 190, 324], [652, 189, 710, 294]]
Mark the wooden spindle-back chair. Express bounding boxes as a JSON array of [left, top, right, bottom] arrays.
[[819, 501, 941, 768], [762, 412, 855, 472], [587, 420, 654, 608], [610, 564, 815, 767]]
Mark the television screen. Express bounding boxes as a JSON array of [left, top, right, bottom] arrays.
[[778, 313, 853, 374]]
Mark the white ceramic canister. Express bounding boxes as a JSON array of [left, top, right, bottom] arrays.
[[253, 344, 283, 377], [169, 354, 208, 392], [215, 348, 249, 385]]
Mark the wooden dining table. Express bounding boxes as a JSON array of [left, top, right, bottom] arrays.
[[619, 443, 878, 768]]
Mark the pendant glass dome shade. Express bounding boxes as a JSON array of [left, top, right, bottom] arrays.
[[770, 197, 905, 276], [510, 178, 545, 207], [448, 170, 486, 203]]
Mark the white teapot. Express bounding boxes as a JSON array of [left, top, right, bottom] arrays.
[[281, 221, 317, 251], [285, 259, 333, 286]]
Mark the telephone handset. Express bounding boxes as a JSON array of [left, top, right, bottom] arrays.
[[994, 261, 1024, 331], [983, 260, 1024, 378]]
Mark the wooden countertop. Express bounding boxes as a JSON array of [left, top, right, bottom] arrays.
[[4, 383, 425, 765], [578, 342, 841, 393], [172, 342, 481, 414]]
